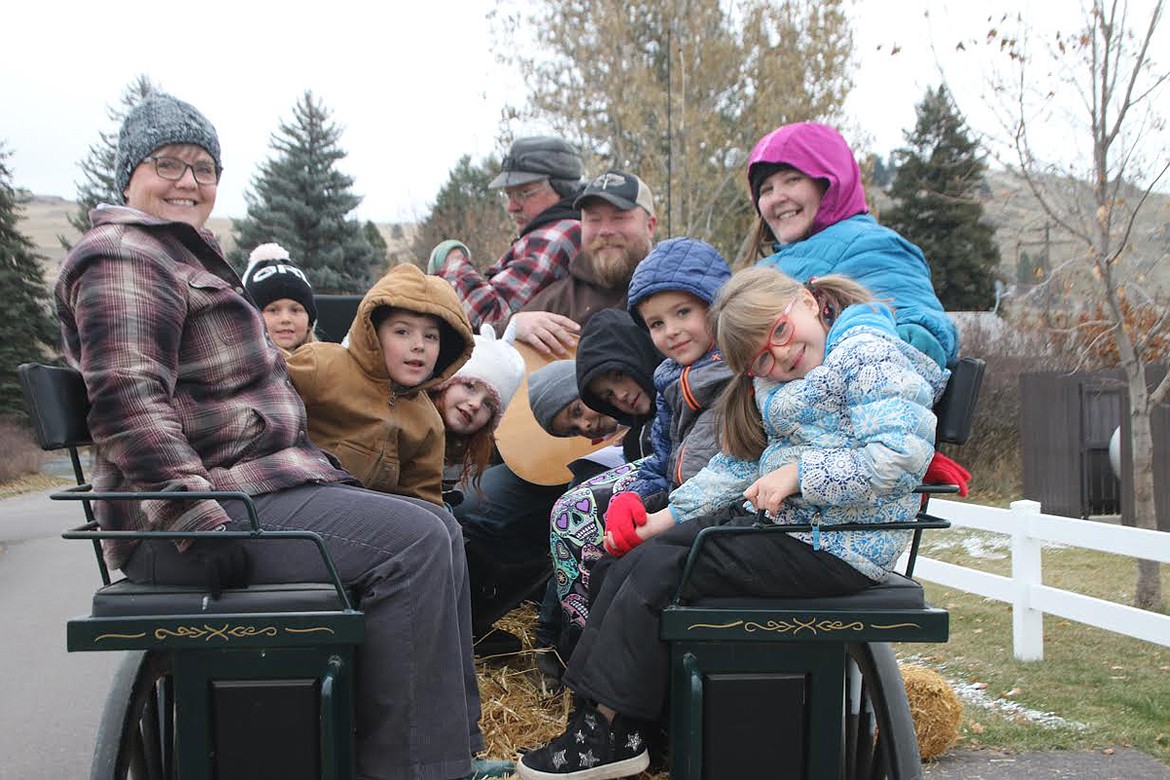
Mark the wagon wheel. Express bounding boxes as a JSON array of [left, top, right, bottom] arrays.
[[90, 651, 175, 780], [844, 642, 921, 780]]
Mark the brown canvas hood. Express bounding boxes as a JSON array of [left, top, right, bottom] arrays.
[[347, 263, 473, 392]]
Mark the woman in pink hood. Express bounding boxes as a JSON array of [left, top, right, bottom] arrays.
[[745, 122, 958, 367]]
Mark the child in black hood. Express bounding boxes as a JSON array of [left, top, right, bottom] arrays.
[[537, 308, 664, 670], [575, 308, 663, 464]]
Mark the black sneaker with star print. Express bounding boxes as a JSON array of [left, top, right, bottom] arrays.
[[517, 701, 649, 779]]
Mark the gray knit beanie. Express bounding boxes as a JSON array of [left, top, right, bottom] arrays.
[[527, 359, 580, 435], [116, 92, 222, 198]]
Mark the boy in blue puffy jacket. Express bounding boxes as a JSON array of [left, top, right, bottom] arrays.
[[546, 238, 732, 663]]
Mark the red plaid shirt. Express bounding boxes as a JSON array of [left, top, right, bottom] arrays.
[[438, 217, 581, 331], [56, 206, 351, 569]]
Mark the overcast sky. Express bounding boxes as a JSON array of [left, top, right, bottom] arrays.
[[3, 1, 1165, 224]]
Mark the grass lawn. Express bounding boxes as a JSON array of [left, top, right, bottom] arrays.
[[903, 524, 1170, 764], [0, 472, 67, 500]]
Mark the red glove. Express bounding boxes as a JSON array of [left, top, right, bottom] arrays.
[[924, 452, 971, 497], [604, 492, 648, 556]]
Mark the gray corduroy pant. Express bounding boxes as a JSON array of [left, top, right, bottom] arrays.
[[124, 482, 481, 780]]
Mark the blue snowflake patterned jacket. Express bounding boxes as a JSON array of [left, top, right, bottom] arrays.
[[667, 303, 949, 580]]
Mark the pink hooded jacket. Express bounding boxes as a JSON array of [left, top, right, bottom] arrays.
[[747, 122, 869, 238]]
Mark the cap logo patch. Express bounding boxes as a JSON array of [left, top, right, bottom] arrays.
[[590, 172, 629, 190]]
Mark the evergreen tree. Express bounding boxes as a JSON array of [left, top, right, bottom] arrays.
[[885, 85, 1000, 311], [410, 154, 513, 271], [363, 220, 388, 263], [63, 75, 157, 246], [867, 153, 895, 189], [0, 144, 58, 420], [231, 91, 380, 293]]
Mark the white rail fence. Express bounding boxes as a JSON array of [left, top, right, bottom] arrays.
[[906, 498, 1170, 661]]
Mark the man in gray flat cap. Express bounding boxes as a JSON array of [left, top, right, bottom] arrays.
[[429, 151, 660, 657], [429, 136, 586, 355]]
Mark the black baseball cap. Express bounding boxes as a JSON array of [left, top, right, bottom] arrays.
[[574, 170, 655, 218]]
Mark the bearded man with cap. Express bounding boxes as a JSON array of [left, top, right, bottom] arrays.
[[55, 91, 512, 780], [511, 169, 657, 346], [440, 168, 658, 653], [431, 161, 659, 359]]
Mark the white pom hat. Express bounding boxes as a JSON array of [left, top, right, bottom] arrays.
[[434, 324, 526, 429], [246, 242, 290, 264]]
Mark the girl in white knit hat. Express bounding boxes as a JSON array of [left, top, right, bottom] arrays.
[[430, 324, 525, 491]]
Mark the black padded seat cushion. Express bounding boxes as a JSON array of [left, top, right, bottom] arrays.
[[686, 571, 925, 611], [92, 580, 346, 617]]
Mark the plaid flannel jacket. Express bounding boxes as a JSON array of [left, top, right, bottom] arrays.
[[55, 206, 351, 570], [438, 217, 580, 331]]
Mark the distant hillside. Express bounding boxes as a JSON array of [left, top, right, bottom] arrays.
[[969, 171, 1170, 297], [17, 195, 418, 280], [870, 169, 1170, 301]]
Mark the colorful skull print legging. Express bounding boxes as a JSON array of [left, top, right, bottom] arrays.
[[549, 458, 649, 632]]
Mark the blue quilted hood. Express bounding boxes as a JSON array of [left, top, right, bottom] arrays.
[[627, 238, 732, 328]]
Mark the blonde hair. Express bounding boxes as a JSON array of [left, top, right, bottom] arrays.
[[711, 267, 876, 460]]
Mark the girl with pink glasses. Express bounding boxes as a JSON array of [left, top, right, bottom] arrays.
[[516, 265, 948, 780]]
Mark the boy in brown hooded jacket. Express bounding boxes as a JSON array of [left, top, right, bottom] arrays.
[[286, 263, 474, 506]]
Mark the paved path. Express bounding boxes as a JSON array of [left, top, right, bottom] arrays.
[[924, 747, 1170, 778], [0, 488, 123, 779]]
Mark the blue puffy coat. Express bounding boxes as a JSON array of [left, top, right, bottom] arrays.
[[668, 303, 949, 581], [757, 214, 958, 367]]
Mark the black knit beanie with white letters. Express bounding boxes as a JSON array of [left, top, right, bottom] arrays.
[[241, 244, 318, 325]]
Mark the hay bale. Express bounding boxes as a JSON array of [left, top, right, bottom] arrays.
[[475, 604, 667, 778], [900, 664, 962, 760], [476, 605, 570, 761]]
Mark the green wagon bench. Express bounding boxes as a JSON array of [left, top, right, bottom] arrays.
[[661, 357, 983, 780], [19, 362, 364, 780]]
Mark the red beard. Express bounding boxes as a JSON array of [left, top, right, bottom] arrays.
[[586, 237, 651, 288]]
